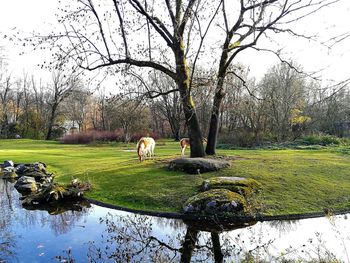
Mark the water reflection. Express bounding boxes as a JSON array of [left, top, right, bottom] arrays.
[[0, 179, 91, 262], [1, 179, 21, 261], [56, 211, 348, 262], [1, 178, 350, 262]]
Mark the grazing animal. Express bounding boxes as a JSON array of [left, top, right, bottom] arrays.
[[180, 138, 207, 156], [137, 137, 156, 162]]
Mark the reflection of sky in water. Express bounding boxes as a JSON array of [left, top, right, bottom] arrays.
[[1, 179, 350, 262], [223, 216, 350, 262]]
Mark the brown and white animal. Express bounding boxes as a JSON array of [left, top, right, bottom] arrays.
[[180, 138, 207, 156], [137, 137, 156, 162]]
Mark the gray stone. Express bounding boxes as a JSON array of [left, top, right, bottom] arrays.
[[14, 176, 38, 192], [34, 162, 47, 173], [183, 204, 194, 213], [168, 158, 230, 174], [206, 200, 217, 208], [183, 189, 247, 215], [15, 162, 53, 183], [3, 160, 14, 168], [1, 167, 17, 179], [16, 176, 36, 184]]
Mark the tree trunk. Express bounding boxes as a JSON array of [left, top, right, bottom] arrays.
[[175, 43, 205, 157], [206, 77, 225, 155], [180, 227, 199, 263], [206, 34, 231, 155], [211, 232, 224, 263], [46, 104, 58, 140]]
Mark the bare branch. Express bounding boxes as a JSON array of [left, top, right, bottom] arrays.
[[129, 0, 174, 48], [178, 0, 197, 36], [227, 70, 263, 101], [82, 58, 177, 80], [112, 0, 130, 58], [164, 0, 176, 27], [87, 0, 112, 60], [250, 46, 323, 81]]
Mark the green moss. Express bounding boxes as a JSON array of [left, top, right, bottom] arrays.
[[202, 177, 261, 196], [187, 189, 244, 204], [188, 95, 195, 108], [228, 40, 241, 50], [180, 41, 185, 51]]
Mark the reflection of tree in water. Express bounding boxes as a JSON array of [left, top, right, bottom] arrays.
[[25, 200, 92, 236], [89, 213, 181, 262], [0, 179, 92, 261], [62, 212, 254, 263], [153, 216, 186, 231], [267, 219, 299, 235], [0, 179, 19, 261], [54, 212, 344, 263]]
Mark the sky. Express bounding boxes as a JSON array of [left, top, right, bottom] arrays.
[[0, 0, 350, 91]]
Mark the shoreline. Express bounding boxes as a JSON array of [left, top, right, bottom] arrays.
[[87, 198, 350, 224]]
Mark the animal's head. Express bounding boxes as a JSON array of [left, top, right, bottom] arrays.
[[202, 138, 208, 144]]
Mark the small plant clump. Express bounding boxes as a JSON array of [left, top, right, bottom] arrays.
[[300, 134, 350, 146]]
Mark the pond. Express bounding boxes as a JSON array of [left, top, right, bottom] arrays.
[[1, 179, 350, 263]]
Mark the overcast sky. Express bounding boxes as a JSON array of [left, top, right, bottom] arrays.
[[0, 0, 349, 90]]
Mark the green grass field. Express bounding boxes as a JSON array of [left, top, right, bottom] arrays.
[[1, 139, 350, 215]]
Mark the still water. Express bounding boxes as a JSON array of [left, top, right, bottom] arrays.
[[1, 179, 350, 263]]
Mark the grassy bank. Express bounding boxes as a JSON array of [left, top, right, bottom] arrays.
[[1, 139, 350, 215]]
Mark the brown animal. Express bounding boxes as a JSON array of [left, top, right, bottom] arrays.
[[137, 137, 156, 162], [180, 138, 207, 156]]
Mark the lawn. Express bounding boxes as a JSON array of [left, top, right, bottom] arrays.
[[1, 139, 350, 215]]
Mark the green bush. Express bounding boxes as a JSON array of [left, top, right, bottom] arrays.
[[301, 134, 349, 146]]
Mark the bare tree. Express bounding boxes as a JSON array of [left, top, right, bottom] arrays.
[[205, 0, 339, 154], [36, 0, 225, 157], [148, 71, 184, 140], [45, 70, 81, 140], [0, 73, 13, 138], [259, 62, 307, 141], [31, 77, 46, 139], [63, 88, 92, 132], [27, 0, 341, 152]]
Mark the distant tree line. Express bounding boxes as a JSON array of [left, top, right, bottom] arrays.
[[0, 57, 349, 145]]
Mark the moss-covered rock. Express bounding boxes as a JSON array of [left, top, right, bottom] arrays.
[[183, 189, 247, 215], [21, 180, 91, 206], [201, 177, 261, 197]]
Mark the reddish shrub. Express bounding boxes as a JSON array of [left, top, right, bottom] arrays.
[[60, 130, 160, 144], [60, 130, 124, 144], [60, 132, 93, 144]]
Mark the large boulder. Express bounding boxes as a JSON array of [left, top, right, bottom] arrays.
[[14, 176, 38, 192], [16, 162, 52, 183], [168, 158, 230, 174], [183, 189, 247, 215], [0, 167, 17, 179], [201, 177, 261, 197]]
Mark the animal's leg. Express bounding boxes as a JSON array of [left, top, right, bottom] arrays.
[[181, 146, 186, 157]]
